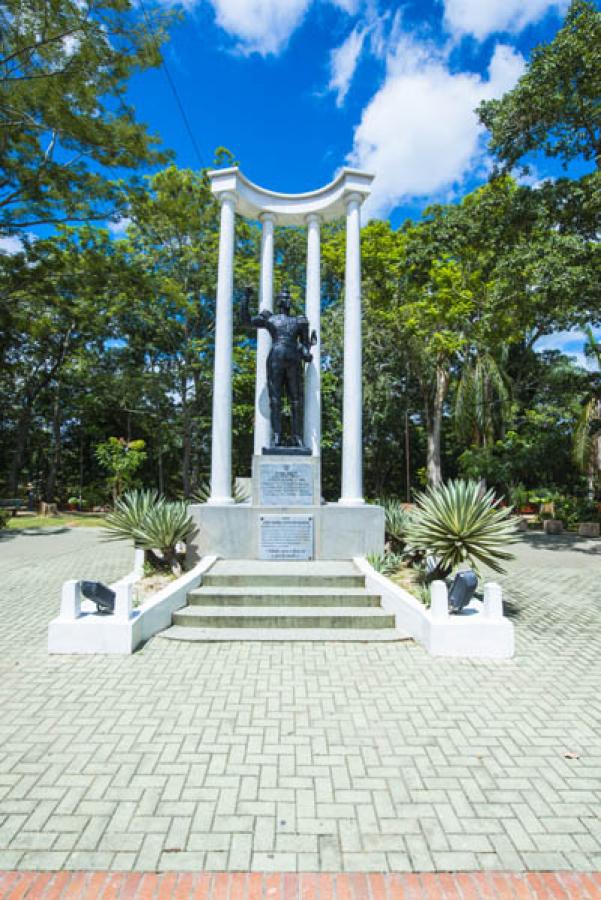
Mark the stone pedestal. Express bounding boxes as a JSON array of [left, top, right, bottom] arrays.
[[187, 501, 384, 563]]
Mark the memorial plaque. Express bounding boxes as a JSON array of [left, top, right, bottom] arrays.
[[259, 515, 314, 560], [260, 462, 313, 506]]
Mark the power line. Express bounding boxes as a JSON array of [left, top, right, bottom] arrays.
[[137, 0, 207, 170]]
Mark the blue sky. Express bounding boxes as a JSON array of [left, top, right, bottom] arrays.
[[120, 0, 598, 362], [127, 0, 579, 227]]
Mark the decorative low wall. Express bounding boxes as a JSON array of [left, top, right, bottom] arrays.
[[48, 556, 217, 655], [354, 557, 515, 659]]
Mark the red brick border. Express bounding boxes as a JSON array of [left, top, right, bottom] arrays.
[[1, 872, 600, 899]]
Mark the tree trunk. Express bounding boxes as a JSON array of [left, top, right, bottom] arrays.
[[45, 386, 62, 502], [425, 363, 449, 488], [8, 400, 32, 495], [157, 437, 164, 495], [181, 375, 192, 498], [7, 325, 73, 496]]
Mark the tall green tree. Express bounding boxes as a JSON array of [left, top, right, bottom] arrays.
[[478, 0, 601, 172], [573, 328, 601, 498], [0, 225, 135, 494], [0, 0, 173, 231]]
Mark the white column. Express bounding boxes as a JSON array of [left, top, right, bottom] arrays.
[[209, 191, 237, 504], [254, 213, 275, 454], [340, 193, 364, 504], [304, 213, 321, 455]]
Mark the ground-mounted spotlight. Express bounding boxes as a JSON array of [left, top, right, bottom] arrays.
[[448, 570, 478, 613], [80, 581, 116, 614]]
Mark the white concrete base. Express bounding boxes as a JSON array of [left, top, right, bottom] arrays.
[[48, 557, 217, 655], [354, 558, 515, 659], [188, 503, 384, 561]]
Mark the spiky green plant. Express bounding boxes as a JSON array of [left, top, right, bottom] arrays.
[[378, 498, 414, 553], [192, 481, 248, 504], [102, 490, 158, 543], [404, 479, 516, 576], [102, 490, 197, 575], [367, 550, 404, 576]]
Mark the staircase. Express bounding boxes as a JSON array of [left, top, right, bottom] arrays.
[[160, 560, 409, 641]]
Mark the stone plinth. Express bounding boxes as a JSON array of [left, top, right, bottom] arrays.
[[187, 502, 384, 562]]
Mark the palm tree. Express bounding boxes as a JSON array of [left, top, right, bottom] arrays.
[[454, 352, 511, 448], [573, 327, 601, 500]]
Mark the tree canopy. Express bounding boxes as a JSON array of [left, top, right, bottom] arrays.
[[0, 0, 174, 230]]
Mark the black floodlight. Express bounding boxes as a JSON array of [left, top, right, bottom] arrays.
[[448, 570, 478, 613], [80, 581, 116, 614]]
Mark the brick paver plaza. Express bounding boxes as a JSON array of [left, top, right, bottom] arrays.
[[0, 526, 600, 878]]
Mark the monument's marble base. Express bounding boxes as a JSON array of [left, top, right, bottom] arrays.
[[191, 453, 384, 562], [187, 502, 385, 562]]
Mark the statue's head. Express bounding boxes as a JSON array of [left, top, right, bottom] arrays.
[[277, 287, 292, 315]]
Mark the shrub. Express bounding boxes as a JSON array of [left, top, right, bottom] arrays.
[[367, 550, 404, 576], [0, 509, 9, 530], [405, 479, 516, 577], [101, 490, 197, 575], [95, 437, 147, 501], [378, 498, 414, 553]]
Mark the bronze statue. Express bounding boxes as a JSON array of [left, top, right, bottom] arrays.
[[242, 286, 315, 450]]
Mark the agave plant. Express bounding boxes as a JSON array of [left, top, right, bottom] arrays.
[[102, 490, 197, 575], [192, 481, 248, 504], [404, 479, 516, 577], [367, 550, 404, 576], [378, 498, 414, 553]]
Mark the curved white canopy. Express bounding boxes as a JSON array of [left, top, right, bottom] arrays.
[[207, 167, 373, 226]]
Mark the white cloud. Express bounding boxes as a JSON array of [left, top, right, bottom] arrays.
[[326, 6, 401, 106], [205, 0, 363, 55], [348, 39, 525, 217], [443, 0, 569, 41], [108, 216, 132, 237], [328, 26, 367, 106], [0, 235, 25, 254], [206, 0, 312, 54], [62, 34, 80, 56], [331, 0, 362, 12]]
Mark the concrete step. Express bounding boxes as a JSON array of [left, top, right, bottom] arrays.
[[172, 606, 396, 630], [187, 587, 381, 607], [160, 626, 410, 642], [202, 559, 365, 589], [202, 573, 365, 588]]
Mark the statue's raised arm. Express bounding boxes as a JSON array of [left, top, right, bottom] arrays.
[[241, 286, 272, 331]]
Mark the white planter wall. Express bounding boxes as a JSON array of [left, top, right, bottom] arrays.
[[354, 558, 515, 659]]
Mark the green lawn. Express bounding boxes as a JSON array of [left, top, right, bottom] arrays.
[[5, 512, 107, 530]]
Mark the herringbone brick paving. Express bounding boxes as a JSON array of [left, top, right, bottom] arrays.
[[0, 527, 600, 873]]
